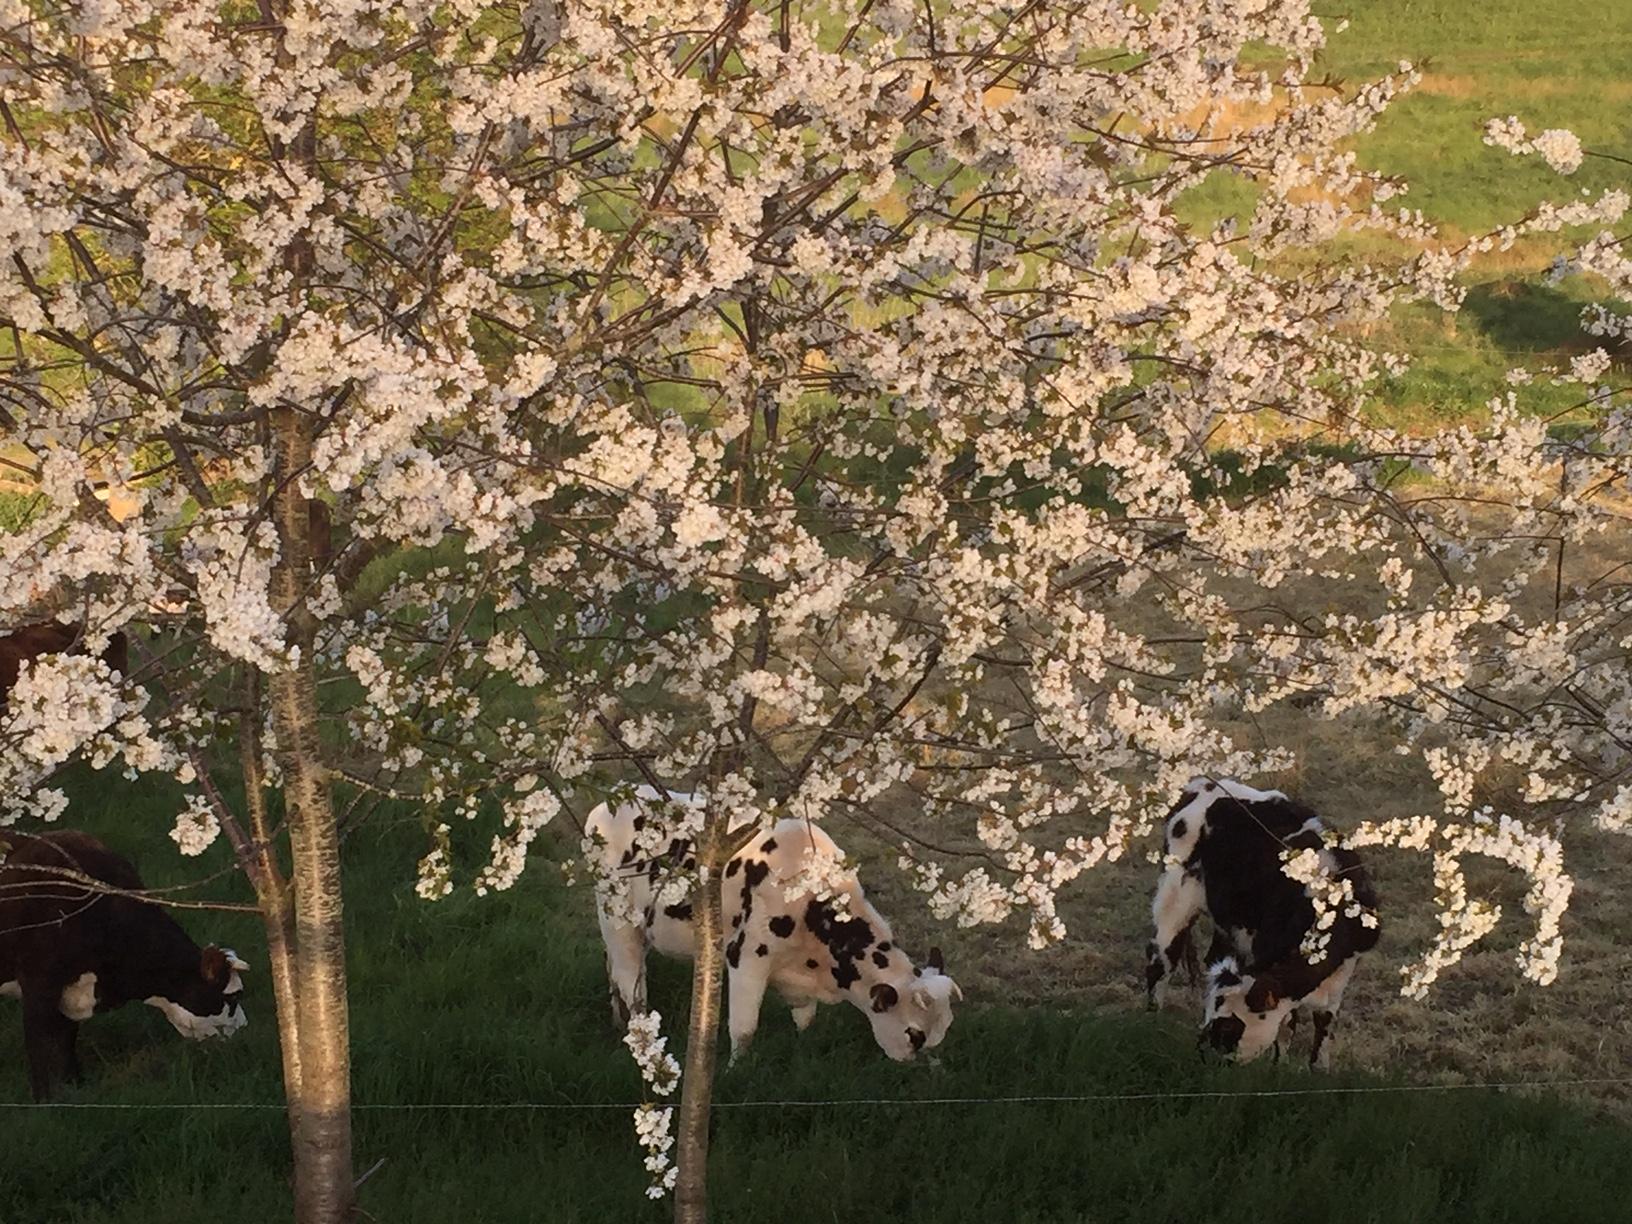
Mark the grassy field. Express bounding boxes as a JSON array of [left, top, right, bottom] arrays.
[[1256, 0, 1632, 428], [3, 769, 1631, 1224]]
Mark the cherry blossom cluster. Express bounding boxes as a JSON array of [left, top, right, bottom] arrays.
[[623, 1010, 681, 1198], [0, 654, 171, 826], [1280, 844, 1378, 963], [1483, 117, 1585, 176], [170, 793, 223, 857]]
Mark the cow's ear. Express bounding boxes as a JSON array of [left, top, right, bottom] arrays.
[[926, 946, 945, 973], [870, 983, 899, 1013], [199, 945, 230, 988], [1244, 978, 1279, 1012]]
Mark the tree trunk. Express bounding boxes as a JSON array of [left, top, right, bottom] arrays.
[[267, 404, 355, 1224], [673, 847, 725, 1224], [277, 700, 353, 1224], [239, 673, 305, 1116]]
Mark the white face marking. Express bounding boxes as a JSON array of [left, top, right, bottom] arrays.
[[59, 972, 98, 1021], [0, 980, 20, 1000], [144, 994, 248, 1041], [1203, 966, 1293, 1063], [867, 970, 962, 1060]]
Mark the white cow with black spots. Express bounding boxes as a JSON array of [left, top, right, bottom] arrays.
[[586, 787, 962, 1061]]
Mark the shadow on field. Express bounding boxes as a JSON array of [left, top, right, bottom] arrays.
[[3, 772, 1630, 1224], [1461, 280, 1615, 357]]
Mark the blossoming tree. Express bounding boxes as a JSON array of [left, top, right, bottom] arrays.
[[2, 1, 1627, 1221]]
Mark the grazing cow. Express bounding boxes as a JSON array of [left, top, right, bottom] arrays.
[[587, 787, 962, 1062], [1144, 778, 1379, 1067], [0, 831, 248, 1099], [0, 622, 129, 706]]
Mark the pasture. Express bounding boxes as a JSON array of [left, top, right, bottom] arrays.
[[4, 2, 1632, 1221], [2, 769, 1631, 1224]]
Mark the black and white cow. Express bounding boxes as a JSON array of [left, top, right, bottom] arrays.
[[0, 830, 248, 1099], [1144, 778, 1379, 1067], [587, 787, 962, 1062]]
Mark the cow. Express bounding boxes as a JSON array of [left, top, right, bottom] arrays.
[[0, 622, 129, 707], [586, 786, 962, 1062], [1143, 777, 1379, 1068], [0, 830, 248, 1100]]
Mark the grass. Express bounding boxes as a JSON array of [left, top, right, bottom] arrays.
[[1322, 0, 1632, 234], [1176, 0, 1632, 430], [0, 488, 45, 533], [3, 768, 1632, 1224]]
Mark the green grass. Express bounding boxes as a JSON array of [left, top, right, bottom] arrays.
[[1323, 0, 1632, 233], [0, 489, 46, 533], [1327, 2, 1632, 426], [1178, 0, 1632, 431], [4, 768, 1630, 1224]]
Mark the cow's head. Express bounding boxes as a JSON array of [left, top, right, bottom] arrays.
[[144, 946, 249, 1040], [866, 946, 963, 1061], [1199, 958, 1288, 1063]]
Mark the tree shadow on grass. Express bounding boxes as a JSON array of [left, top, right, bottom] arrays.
[[1461, 280, 1603, 357]]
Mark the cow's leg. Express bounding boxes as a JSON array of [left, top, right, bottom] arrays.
[[58, 1018, 83, 1085], [1271, 1009, 1299, 1063], [67, 1025, 83, 1084], [726, 962, 770, 1063], [1309, 1009, 1336, 1070], [789, 1001, 818, 1032], [1146, 867, 1204, 1009], [599, 914, 648, 1028], [21, 984, 75, 1101], [1305, 958, 1356, 1070]]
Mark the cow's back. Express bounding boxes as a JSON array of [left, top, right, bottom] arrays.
[[0, 623, 130, 705], [1192, 793, 1380, 971], [1, 831, 142, 890], [0, 831, 144, 982], [0, 625, 76, 698], [1193, 795, 1323, 961]]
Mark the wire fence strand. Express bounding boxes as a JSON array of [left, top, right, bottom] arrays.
[[3, 1075, 1629, 1112]]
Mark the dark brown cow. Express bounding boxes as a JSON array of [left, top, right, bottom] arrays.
[[0, 831, 247, 1099], [0, 622, 129, 706]]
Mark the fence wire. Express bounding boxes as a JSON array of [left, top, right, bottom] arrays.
[[3, 1075, 1630, 1112]]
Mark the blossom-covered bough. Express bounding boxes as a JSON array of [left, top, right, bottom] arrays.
[[1, 1, 1628, 1220]]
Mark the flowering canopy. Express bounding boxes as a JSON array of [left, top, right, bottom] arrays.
[[3, 6, 1629, 1178]]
